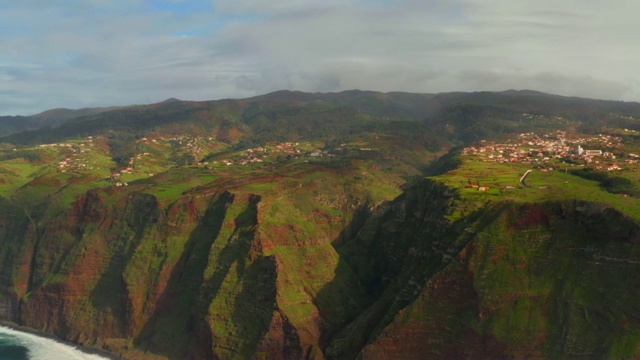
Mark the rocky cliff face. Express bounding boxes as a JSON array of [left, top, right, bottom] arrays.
[[1, 179, 640, 359], [357, 200, 640, 359]]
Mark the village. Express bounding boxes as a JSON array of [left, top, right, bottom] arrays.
[[38, 136, 98, 173], [33, 127, 387, 189], [216, 142, 333, 166], [461, 130, 634, 172], [111, 137, 333, 186]]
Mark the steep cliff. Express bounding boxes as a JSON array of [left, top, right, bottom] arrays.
[[0, 166, 387, 359], [1, 176, 640, 359], [356, 200, 640, 359]]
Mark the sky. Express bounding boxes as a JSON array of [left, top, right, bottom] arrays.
[[1, 0, 639, 115]]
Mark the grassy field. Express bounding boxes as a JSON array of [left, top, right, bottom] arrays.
[[434, 157, 640, 220]]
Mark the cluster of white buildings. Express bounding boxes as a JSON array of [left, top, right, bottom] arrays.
[[462, 131, 624, 170], [139, 135, 205, 159], [51, 137, 96, 172], [219, 142, 331, 166]]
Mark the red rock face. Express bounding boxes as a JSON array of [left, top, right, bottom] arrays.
[[358, 256, 507, 359], [19, 192, 151, 343], [254, 310, 303, 359], [510, 204, 551, 230]]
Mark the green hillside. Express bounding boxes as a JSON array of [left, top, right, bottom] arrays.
[[1, 90, 640, 359]]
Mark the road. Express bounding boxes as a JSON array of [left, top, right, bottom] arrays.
[[520, 169, 533, 187]]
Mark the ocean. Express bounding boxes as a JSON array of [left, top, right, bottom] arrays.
[[0, 326, 111, 360]]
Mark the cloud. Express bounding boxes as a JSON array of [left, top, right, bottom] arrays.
[[1, 0, 639, 115]]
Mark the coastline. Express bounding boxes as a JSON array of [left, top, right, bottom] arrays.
[[0, 321, 122, 360]]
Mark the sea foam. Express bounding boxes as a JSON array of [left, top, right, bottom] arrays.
[[0, 325, 110, 360]]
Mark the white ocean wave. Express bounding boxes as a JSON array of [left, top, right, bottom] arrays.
[[0, 325, 111, 360]]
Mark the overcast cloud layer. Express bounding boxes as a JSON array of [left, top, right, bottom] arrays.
[[1, 0, 639, 115]]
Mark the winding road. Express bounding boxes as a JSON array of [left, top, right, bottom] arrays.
[[520, 169, 533, 188]]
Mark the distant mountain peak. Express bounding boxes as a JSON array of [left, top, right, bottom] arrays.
[[160, 97, 182, 103]]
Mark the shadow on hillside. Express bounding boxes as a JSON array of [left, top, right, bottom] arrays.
[[134, 192, 233, 359], [134, 193, 277, 359], [316, 179, 488, 358], [314, 201, 405, 358], [195, 194, 279, 358], [301, 205, 378, 355], [90, 193, 160, 337]]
